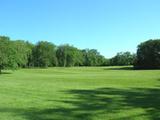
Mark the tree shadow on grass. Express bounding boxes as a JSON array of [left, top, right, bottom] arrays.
[[103, 66, 134, 71], [104, 66, 160, 71], [0, 87, 160, 120], [62, 88, 160, 120], [0, 71, 12, 75]]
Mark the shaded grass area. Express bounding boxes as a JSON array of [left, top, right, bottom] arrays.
[[0, 67, 160, 120], [103, 66, 134, 70], [0, 71, 12, 75], [0, 88, 160, 120]]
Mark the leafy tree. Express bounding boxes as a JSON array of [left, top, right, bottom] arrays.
[[0, 36, 18, 73], [25, 41, 35, 67], [12, 40, 33, 68], [86, 49, 98, 66], [135, 39, 160, 69], [56, 45, 83, 67], [104, 58, 110, 66], [82, 49, 106, 66], [97, 55, 107, 66], [32, 41, 57, 67], [110, 52, 135, 66], [73, 49, 83, 66]]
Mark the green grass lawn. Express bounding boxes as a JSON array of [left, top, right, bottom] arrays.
[[0, 66, 160, 120]]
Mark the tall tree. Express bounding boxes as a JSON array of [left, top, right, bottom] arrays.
[[82, 49, 106, 66], [110, 52, 135, 66], [32, 41, 57, 67], [25, 41, 34, 67], [56, 45, 83, 67], [12, 40, 33, 68], [135, 39, 160, 69], [0, 36, 18, 73]]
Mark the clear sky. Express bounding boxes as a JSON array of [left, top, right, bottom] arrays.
[[0, 0, 160, 58]]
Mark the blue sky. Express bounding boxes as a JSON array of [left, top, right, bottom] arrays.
[[0, 0, 160, 58]]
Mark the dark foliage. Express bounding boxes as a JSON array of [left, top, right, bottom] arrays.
[[110, 52, 136, 66], [135, 39, 160, 69]]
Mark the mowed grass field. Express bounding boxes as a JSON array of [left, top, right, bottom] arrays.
[[0, 66, 160, 120]]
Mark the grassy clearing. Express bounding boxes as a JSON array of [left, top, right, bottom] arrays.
[[0, 66, 160, 120]]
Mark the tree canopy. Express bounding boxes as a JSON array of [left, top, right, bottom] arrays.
[[0, 35, 108, 73], [110, 52, 136, 66], [56, 45, 83, 67], [32, 41, 57, 67], [0, 36, 18, 73], [1, 35, 160, 73], [134, 39, 160, 69]]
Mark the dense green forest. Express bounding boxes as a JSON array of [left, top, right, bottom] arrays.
[[0, 36, 160, 72]]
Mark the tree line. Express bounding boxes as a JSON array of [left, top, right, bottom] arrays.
[[0, 36, 109, 73], [0, 36, 160, 73]]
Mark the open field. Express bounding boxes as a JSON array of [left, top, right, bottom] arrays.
[[0, 66, 160, 120]]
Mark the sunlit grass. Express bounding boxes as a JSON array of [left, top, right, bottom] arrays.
[[0, 66, 160, 120]]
